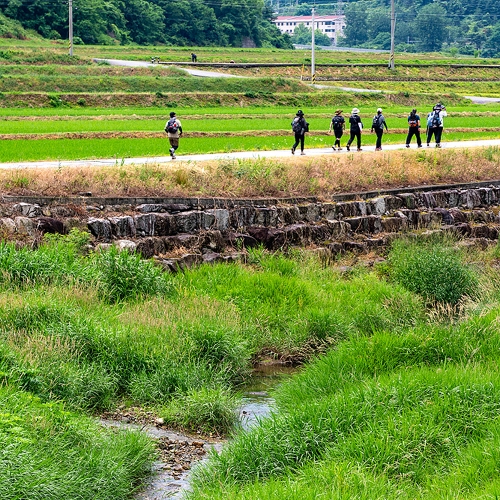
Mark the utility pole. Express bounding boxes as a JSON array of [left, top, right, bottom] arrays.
[[68, 0, 73, 56], [388, 0, 395, 69], [311, 8, 315, 84]]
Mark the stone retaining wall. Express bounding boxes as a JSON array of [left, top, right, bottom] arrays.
[[2, 181, 500, 270]]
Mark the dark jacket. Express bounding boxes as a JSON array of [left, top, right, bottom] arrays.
[[291, 116, 307, 135], [349, 115, 362, 132]]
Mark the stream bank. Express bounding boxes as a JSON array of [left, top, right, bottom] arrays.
[[99, 364, 297, 499]]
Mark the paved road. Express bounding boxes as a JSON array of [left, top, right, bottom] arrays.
[[1, 139, 499, 170]]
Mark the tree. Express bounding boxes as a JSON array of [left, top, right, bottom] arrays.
[[74, 0, 129, 45], [4, 0, 66, 39], [291, 24, 331, 46], [341, 1, 369, 46], [482, 22, 500, 57], [122, 0, 165, 45], [414, 3, 448, 51]]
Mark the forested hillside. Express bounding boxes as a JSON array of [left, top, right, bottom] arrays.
[[1, 0, 499, 56], [278, 0, 500, 57], [0, 0, 292, 48]]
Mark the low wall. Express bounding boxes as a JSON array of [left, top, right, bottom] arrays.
[[2, 181, 500, 270]]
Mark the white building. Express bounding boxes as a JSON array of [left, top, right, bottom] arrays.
[[273, 15, 346, 45]]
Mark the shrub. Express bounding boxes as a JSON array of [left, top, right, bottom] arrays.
[[387, 237, 478, 304], [93, 246, 171, 303], [162, 386, 239, 435]]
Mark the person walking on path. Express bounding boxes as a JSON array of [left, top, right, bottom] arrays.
[[329, 109, 345, 151], [191, 53, 197, 62], [346, 108, 363, 152], [165, 111, 183, 159], [371, 108, 389, 151], [406, 108, 422, 148], [426, 103, 447, 148], [291, 109, 309, 155]]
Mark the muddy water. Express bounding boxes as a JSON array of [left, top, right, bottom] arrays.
[[107, 363, 297, 499]]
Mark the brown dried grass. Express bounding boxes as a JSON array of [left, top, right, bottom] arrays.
[[2, 147, 500, 199]]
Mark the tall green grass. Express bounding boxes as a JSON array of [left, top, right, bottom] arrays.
[[0, 386, 155, 500], [189, 310, 500, 498], [386, 235, 479, 304], [2, 229, 500, 497]]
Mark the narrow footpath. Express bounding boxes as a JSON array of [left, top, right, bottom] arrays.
[[1, 139, 499, 170]]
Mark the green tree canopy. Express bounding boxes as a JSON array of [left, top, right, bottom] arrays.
[[415, 3, 448, 51], [292, 24, 331, 46]]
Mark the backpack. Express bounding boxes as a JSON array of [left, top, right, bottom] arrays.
[[408, 114, 418, 127], [332, 115, 344, 130], [372, 115, 382, 129], [166, 118, 179, 134], [428, 111, 442, 128], [292, 117, 303, 134]]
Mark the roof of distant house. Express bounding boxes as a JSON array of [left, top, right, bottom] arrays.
[[274, 15, 345, 22]]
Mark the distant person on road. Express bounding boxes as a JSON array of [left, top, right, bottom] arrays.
[[426, 103, 447, 148], [371, 107, 389, 151], [346, 107, 363, 152], [191, 53, 197, 62], [291, 109, 309, 155], [329, 109, 345, 151], [406, 108, 422, 148], [164, 111, 182, 160]]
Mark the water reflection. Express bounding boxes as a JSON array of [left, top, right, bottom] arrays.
[[239, 363, 298, 430]]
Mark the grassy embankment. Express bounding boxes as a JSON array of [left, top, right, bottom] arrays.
[[1, 145, 500, 199], [190, 236, 500, 499], [2, 227, 499, 498]]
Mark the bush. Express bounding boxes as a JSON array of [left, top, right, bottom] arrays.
[[93, 246, 171, 303], [387, 236, 478, 304], [162, 386, 239, 435], [0, 230, 90, 287]]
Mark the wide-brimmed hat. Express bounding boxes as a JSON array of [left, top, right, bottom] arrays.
[[296, 109, 304, 116], [351, 108, 360, 114], [169, 111, 176, 118], [335, 109, 343, 115]]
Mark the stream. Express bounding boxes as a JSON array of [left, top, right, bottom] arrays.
[[100, 363, 297, 500]]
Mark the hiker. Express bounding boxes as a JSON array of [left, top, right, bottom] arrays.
[[329, 109, 345, 151], [164, 111, 183, 159], [346, 108, 363, 152], [291, 109, 309, 155], [426, 103, 447, 148], [191, 52, 197, 62], [371, 107, 389, 151], [406, 108, 422, 148]]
